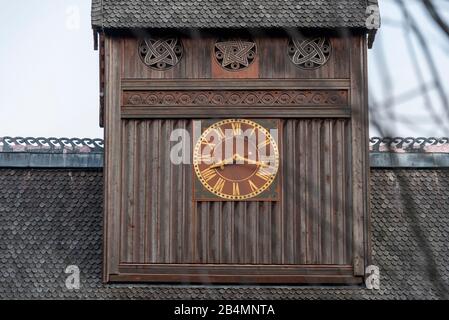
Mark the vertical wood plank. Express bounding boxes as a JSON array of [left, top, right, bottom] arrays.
[[245, 202, 258, 264], [143, 121, 151, 263], [233, 202, 244, 264], [183, 119, 194, 263], [208, 202, 221, 263], [345, 121, 354, 265], [104, 36, 123, 281], [170, 120, 180, 263], [200, 202, 209, 263], [120, 121, 131, 262], [321, 120, 332, 264], [134, 121, 146, 263], [163, 120, 172, 262], [283, 120, 295, 264], [351, 35, 369, 276], [150, 121, 161, 263], [297, 120, 307, 264], [270, 202, 282, 264], [221, 202, 233, 263], [363, 36, 372, 268], [334, 120, 343, 264]]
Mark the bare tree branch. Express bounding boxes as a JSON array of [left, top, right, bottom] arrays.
[[423, 0, 449, 40]]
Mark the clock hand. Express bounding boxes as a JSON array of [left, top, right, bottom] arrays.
[[234, 154, 270, 168], [209, 156, 235, 170], [210, 153, 246, 170], [209, 154, 271, 170]]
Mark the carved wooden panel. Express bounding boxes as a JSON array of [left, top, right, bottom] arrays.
[[214, 39, 257, 71], [121, 36, 350, 79], [288, 37, 332, 69], [122, 89, 348, 107], [138, 37, 183, 70]]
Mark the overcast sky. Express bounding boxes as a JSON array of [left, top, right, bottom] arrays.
[[1, 0, 449, 139]]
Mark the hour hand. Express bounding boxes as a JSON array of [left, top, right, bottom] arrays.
[[209, 161, 225, 170], [210, 156, 234, 170]]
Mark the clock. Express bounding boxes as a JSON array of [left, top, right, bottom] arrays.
[[193, 119, 280, 201]]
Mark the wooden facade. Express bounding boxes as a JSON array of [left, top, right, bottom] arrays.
[[102, 32, 370, 284]]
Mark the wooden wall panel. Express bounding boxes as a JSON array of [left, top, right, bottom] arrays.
[[122, 37, 212, 79], [258, 37, 350, 79], [350, 35, 370, 276], [103, 36, 122, 281], [281, 119, 352, 265], [118, 118, 351, 266], [120, 120, 193, 264]]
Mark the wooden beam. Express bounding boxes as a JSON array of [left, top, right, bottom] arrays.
[[121, 106, 351, 119], [103, 37, 123, 283], [110, 264, 361, 284], [121, 79, 351, 91], [109, 274, 363, 284], [350, 35, 369, 277]]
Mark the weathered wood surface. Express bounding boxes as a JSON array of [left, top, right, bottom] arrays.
[[118, 119, 352, 266], [103, 33, 369, 284], [103, 36, 122, 281], [121, 36, 350, 79]]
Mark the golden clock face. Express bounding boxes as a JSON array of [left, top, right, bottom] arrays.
[[193, 119, 280, 200]]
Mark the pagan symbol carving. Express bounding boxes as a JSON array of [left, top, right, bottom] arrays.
[[214, 39, 257, 71], [288, 37, 332, 70], [138, 37, 183, 70]]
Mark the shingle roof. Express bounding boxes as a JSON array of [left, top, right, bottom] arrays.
[[1, 168, 448, 299], [91, 0, 377, 30]]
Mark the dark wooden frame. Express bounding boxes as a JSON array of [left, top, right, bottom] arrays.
[[192, 118, 282, 202]]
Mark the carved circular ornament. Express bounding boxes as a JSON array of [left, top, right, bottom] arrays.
[[288, 37, 332, 70], [138, 37, 183, 70], [214, 39, 257, 71], [193, 119, 279, 200]]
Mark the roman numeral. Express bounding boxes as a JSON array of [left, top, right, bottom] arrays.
[[231, 122, 242, 136], [248, 180, 258, 193], [201, 140, 216, 148], [257, 138, 270, 149], [201, 168, 216, 182], [199, 154, 213, 162], [214, 127, 226, 139], [232, 183, 240, 196], [256, 168, 273, 181], [249, 127, 257, 137], [213, 178, 226, 193]]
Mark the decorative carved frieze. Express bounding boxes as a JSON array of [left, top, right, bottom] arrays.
[[288, 37, 332, 69], [214, 39, 257, 71], [122, 90, 348, 107], [138, 37, 183, 70]]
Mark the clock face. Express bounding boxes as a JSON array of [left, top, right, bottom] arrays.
[[193, 119, 280, 200]]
